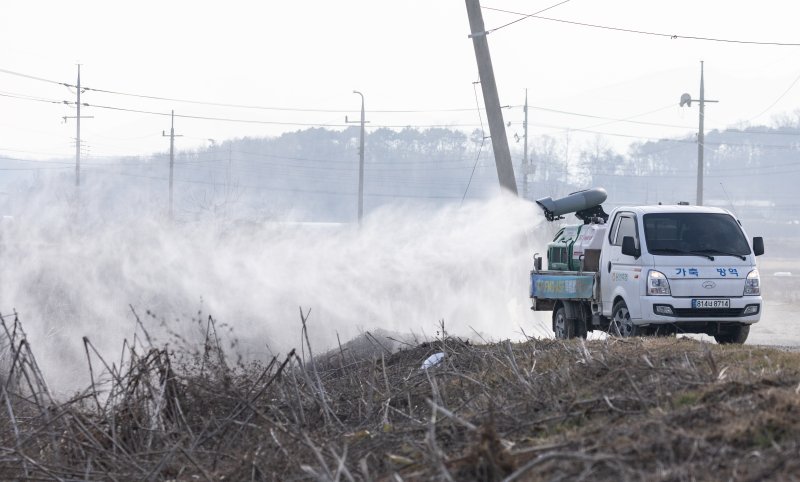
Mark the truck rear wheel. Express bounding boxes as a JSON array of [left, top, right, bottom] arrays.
[[714, 324, 749, 344], [553, 306, 575, 339], [610, 300, 642, 337]]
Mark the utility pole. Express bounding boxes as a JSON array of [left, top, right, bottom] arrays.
[[75, 66, 82, 189], [162, 110, 182, 220], [62, 65, 93, 189], [346, 91, 369, 224], [523, 88, 529, 199], [465, 0, 518, 195], [697, 63, 707, 206], [680, 61, 718, 206]]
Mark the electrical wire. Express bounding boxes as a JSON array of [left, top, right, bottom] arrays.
[[0, 90, 67, 106], [0, 147, 72, 157], [0, 68, 69, 86], [463, 82, 488, 203], [506, 103, 691, 130], [482, 6, 800, 46], [80, 85, 483, 114], [487, 0, 571, 34], [68, 101, 483, 129], [87, 167, 463, 199], [0, 154, 73, 170], [746, 69, 800, 121]]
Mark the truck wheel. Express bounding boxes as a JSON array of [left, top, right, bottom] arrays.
[[610, 300, 641, 337], [553, 306, 575, 339], [714, 324, 750, 344]]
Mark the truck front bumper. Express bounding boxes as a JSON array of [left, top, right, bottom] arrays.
[[637, 296, 762, 325]]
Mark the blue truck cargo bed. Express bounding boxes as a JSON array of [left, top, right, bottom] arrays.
[[530, 271, 596, 300]]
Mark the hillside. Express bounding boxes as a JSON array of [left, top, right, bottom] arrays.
[[0, 313, 798, 481]]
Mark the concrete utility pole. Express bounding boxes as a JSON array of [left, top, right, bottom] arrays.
[[346, 91, 368, 224], [465, 0, 518, 195], [75, 67, 82, 188], [523, 88, 529, 199], [62, 65, 93, 189], [680, 61, 718, 206], [162, 110, 182, 220]]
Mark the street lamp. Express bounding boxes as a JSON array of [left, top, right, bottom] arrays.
[[680, 61, 718, 206]]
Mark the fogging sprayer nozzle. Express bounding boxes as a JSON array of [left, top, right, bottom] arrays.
[[535, 187, 608, 223]]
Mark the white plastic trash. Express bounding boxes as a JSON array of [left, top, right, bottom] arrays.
[[421, 352, 445, 370]]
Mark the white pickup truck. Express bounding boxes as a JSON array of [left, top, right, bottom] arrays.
[[530, 189, 764, 344]]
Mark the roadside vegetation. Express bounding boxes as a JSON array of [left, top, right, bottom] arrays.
[[0, 311, 798, 481]]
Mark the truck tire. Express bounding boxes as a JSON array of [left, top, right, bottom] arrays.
[[610, 300, 642, 337], [553, 306, 575, 339], [714, 324, 749, 344]]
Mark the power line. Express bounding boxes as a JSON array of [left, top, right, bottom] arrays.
[[0, 155, 73, 170], [0, 156, 71, 165], [66, 101, 483, 129], [518, 103, 691, 129], [747, 69, 800, 121], [178, 148, 490, 168], [482, 6, 800, 46], [0, 67, 69, 86], [81, 84, 483, 114], [0, 147, 72, 157], [463, 81, 488, 203], [4, 140, 796, 178], [486, 0, 571, 34], [0, 166, 71, 171], [0, 90, 66, 106], [87, 167, 465, 199]]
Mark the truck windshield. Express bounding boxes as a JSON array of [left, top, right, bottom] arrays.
[[643, 213, 751, 257]]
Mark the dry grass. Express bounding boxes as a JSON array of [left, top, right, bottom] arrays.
[[0, 311, 799, 481]]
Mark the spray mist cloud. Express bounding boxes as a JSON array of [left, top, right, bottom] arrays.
[[2, 187, 550, 393]]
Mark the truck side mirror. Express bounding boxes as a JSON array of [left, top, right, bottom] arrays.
[[621, 236, 640, 258], [752, 236, 764, 256]]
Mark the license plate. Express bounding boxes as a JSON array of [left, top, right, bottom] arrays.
[[692, 299, 730, 309]]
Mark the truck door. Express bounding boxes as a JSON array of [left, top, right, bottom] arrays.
[[601, 212, 643, 319]]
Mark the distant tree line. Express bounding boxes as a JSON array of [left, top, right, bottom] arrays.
[[2, 117, 800, 233]]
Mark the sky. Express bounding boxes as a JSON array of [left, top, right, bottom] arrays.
[[3, 1, 800, 161]]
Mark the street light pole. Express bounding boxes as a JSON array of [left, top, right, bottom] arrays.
[[680, 61, 718, 206]]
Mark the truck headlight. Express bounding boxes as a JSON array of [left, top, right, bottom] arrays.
[[648, 270, 671, 296], [744, 269, 760, 296]]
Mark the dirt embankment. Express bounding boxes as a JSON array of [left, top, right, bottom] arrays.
[[1, 315, 799, 481]]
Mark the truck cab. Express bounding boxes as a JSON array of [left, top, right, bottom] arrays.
[[599, 205, 763, 342]]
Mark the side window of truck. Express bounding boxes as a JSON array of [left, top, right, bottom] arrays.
[[609, 215, 623, 245], [611, 214, 637, 246]]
